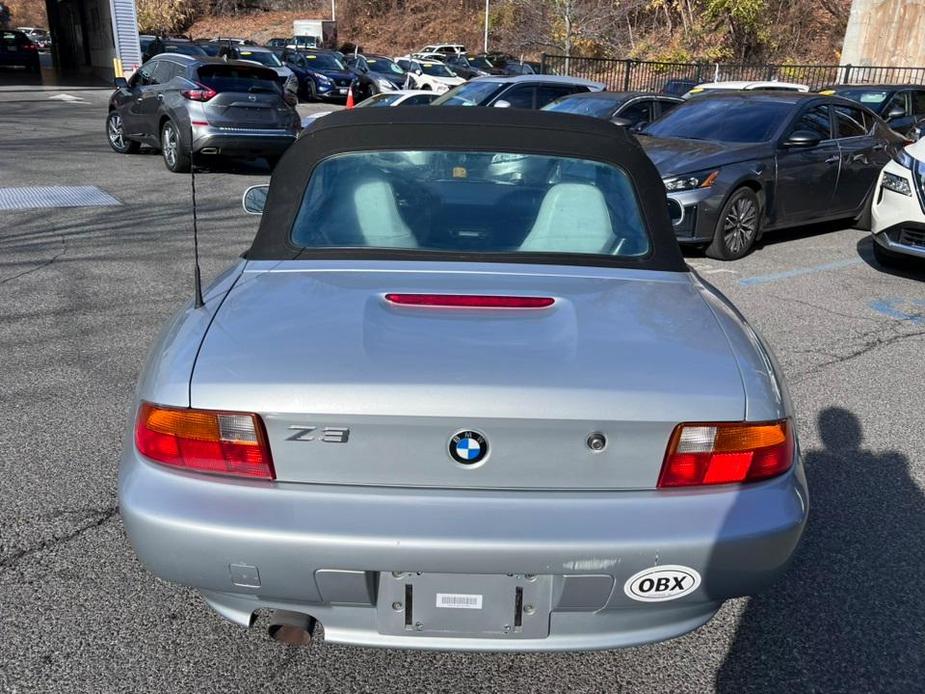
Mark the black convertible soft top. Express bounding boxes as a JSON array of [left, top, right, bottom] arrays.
[[248, 107, 686, 272]]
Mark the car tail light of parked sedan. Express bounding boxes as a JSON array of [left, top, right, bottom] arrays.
[[119, 108, 807, 652]]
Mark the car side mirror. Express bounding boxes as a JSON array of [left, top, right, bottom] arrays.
[[114, 76, 129, 89], [242, 184, 269, 215], [414, 68, 423, 75], [493, 99, 511, 108], [885, 104, 906, 120], [610, 116, 633, 127], [784, 130, 822, 148]]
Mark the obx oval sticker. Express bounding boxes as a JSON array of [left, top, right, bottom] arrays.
[[624, 565, 701, 602]]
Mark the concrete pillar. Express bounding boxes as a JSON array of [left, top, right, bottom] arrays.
[[842, 0, 925, 67]]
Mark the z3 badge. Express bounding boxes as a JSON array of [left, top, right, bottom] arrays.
[[286, 426, 350, 443], [624, 565, 701, 602]]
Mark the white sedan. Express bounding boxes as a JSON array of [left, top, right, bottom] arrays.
[[683, 80, 809, 99], [356, 90, 441, 107]]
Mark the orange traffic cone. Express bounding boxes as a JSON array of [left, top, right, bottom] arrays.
[[346, 82, 355, 109]]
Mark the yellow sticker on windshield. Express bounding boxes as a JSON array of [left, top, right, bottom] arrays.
[[306, 55, 316, 59], [689, 87, 703, 93], [819, 89, 835, 95], [453, 167, 467, 179]]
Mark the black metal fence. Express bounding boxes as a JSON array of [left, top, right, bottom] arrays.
[[540, 54, 925, 92]]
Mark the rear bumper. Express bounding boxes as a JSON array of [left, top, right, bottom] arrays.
[[192, 129, 296, 157], [119, 448, 808, 651]]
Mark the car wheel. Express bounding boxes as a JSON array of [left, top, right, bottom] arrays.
[[421, 83, 432, 91], [707, 188, 760, 261], [106, 111, 140, 154], [161, 120, 191, 173], [305, 79, 317, 102]]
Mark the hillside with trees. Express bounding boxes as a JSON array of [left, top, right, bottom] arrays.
[[7, 0, 853, 64]]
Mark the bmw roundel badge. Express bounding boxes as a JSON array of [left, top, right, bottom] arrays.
[[449, 430, 488, 465]]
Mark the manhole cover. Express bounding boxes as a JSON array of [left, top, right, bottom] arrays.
[[0, 186, 121, 211]]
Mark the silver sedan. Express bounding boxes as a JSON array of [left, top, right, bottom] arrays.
[[119, 107, 808, 651]]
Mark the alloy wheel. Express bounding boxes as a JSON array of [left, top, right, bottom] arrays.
[[108, 113, 125, 149], [162, 124, 177, 169], [722, 196, 758, 255]]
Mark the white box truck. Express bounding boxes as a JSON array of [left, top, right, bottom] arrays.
[[291, 20, 337, 50]]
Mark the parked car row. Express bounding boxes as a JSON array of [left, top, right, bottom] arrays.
[[111, 40, 924, 266]]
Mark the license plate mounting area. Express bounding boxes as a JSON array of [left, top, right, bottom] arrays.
[[376, 572, 553, 639]]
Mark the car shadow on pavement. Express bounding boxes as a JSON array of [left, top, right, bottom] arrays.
[[715, 407, 925, 692], [679, 220, 851, 258], [856, 235, 925, 281], [135, 148, 273, 176]]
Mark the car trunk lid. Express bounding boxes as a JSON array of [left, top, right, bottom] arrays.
[[191, 262, 745, 490]]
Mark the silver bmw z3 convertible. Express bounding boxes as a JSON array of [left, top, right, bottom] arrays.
[[119, 107, 808, 651]]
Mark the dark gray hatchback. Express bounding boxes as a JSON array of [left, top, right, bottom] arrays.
[[106, 54, 300, 172]]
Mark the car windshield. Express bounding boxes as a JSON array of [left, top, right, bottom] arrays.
[[303, 52, 346, 70], [290, 150, 650, 259], [366, 57, 404, 75], [432, 80, 506, 106], [197, 43, 221, 56], [643, 98, 792, 143], [237, 50, 283, 67], [834, 88, 891, 109], [196, 65, 281, 93], [419, 62, 454, 77], [544, 96, 623, 118], [469, 56, 494, 70], [356, 93, 403, 107]]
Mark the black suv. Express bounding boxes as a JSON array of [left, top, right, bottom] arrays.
[[106, 54, 300, 172], [822, 84, 925, 137]]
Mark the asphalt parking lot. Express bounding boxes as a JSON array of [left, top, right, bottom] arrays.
[[1, 86, 924, 694]]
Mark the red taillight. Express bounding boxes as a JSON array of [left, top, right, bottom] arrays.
[[22, 43, 38, 52], [384, 294, 555, 309], [134, 402, 275, 479], [658, 420, 793, 488], [181, 84, 217, 101]]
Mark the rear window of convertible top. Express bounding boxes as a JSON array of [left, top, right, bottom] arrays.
[[290, 150, 651, 259]]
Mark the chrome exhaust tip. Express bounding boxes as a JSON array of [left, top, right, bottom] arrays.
[[267, 610, 316, 646]]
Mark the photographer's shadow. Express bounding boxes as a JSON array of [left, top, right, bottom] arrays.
[[717, 407, 924, 692]]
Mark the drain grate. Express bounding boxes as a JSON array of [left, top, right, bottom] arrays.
[[0, 186, 121, 211]]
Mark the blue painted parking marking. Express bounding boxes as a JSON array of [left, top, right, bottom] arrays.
[[738, 258, 864, 287], [869, 298, 925, 325]]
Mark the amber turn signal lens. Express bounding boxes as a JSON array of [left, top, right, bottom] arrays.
[[658, 420, 793, 488]]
